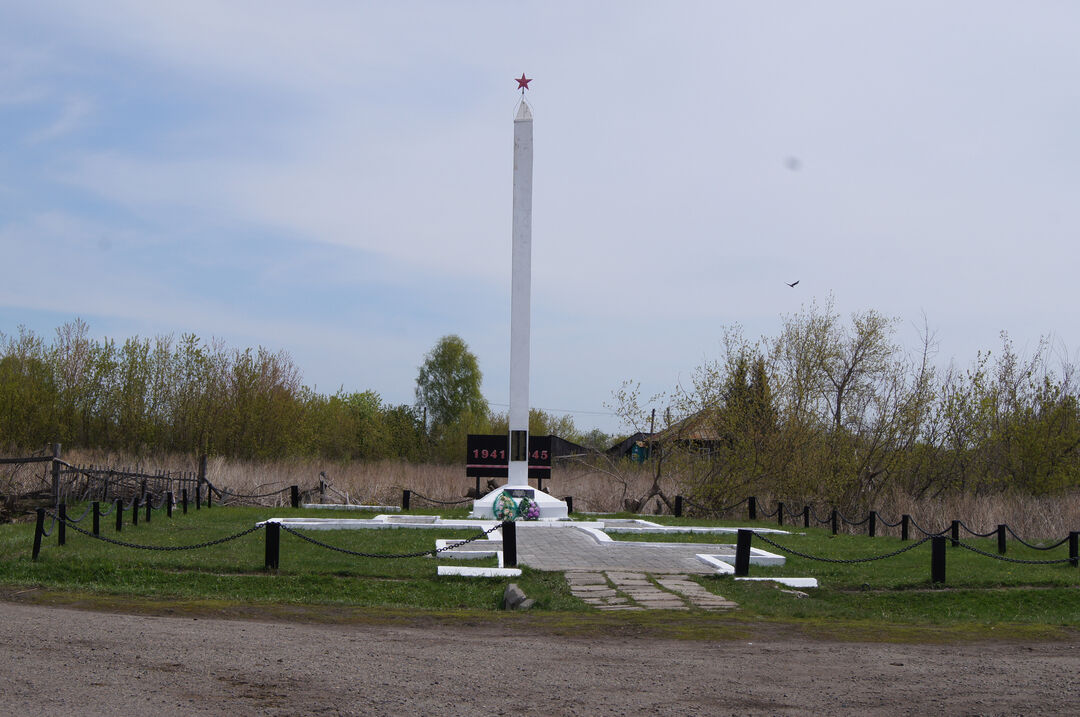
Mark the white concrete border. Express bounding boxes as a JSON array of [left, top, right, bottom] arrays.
[[735, 577, 819, 588], [695, 554, 736, 574], [300, 504, 401, 512], [438, 566, 521, 578]]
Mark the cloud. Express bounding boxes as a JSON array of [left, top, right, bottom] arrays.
[[4, 2, 1080, 434]]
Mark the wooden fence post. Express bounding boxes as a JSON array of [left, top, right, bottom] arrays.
[[51, 444, 61, 507], [33, 509, 45, 561]]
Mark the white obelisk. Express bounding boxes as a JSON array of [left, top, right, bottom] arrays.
[[507, 97, 533, 488], [470, 76, 567, 520]]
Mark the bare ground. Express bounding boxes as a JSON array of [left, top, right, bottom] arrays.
[[2, 600, 1078, 716]]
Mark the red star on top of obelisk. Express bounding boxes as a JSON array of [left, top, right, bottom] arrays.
[[516, 74, 532, 92]]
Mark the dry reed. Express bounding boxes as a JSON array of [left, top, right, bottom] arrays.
[[3, 449, 1078, 538]]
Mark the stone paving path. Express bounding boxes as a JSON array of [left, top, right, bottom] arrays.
[[515, 524, 735, 574], [565, 570, 737, 611], [443, 524, 740, 610]]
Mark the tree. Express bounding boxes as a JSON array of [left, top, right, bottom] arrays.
[[414, 335, 488, 433]]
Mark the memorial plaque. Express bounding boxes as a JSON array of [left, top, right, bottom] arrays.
[[466, 434, 551, 479]]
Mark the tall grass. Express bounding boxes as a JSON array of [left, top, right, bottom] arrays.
[[4, 448, 1078, 538]]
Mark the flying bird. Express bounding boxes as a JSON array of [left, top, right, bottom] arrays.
[[787, 280, 800, 288]]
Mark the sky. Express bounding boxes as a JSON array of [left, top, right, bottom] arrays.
[[1, 1, 1078, 435]]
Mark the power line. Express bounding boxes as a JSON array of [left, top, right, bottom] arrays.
[[487, 402, 618, 417]]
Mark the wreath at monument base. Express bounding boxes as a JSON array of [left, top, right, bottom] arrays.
[[517, 496, 540, 520], [494, 493, 517, 521], [493, 492, 541, 521]]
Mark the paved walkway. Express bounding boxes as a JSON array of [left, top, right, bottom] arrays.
[[515, 524, 735, 574], [565, 570, 738, 611], [446, 524, 741, 611]]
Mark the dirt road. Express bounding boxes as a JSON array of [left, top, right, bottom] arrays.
[[2, 601, 1077, 715]]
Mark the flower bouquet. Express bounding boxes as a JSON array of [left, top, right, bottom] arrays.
[[517, 496, 540, 520], [494, 493, 517, 521]]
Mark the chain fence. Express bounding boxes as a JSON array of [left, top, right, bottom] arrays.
[[57, 512, 265, 551], [1004, 526, 1071, 551], [955, 540, 1075, 565], [958, 521, 1000, 538], [753, 531, 932, 564], [909, 517, 950, 537], [408, 491, 473, 507], [278, 521, 502, 559]]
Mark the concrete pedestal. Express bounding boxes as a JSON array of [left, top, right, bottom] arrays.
[[469, 486, 568, 520]]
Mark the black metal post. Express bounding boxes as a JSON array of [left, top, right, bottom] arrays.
[[734, 528, 752, 577], [195, 482, 202, 510], [116, 498, 123, 532], [502, 521, 517, 567], [777, 502, 784, 526], [182, 488, 188, 515], [831, 509, 838, 535], [869, 511, 877, 538], [474, 475, 481, 499], [93, 502, 100, 536], [167, 491, 173, 518], [402, 489, 411, 510], [291, 485, 300, 509], [950, 520, 960, 547], [1070, 532, 1078, 568], [536, 476, 544, 493], [33, 508, 45, 561], [206, 482, 212, 508], [997, 524, 1007, 555], [145, 498, 152, 523], [264, 522, 280, 570], [132, 497, 139, 526], [51, 447, 61, 508], [565, 496, 573, 514], [748, 496, 757, 521], [901, 515, 910, 541], [674, 495, 683, 518], [803, 505, 810, 529], [58, 503, 66, 546], [932, 536, 946, 583], [140, 479, 147, 503]]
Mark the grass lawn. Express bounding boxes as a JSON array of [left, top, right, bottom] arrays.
[[1, 505, 1078, 641], [605, 517, 1080, 629]]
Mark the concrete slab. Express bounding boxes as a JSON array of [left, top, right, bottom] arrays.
[[735, 577, 819, 588], [437, 566, 522, 578]]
